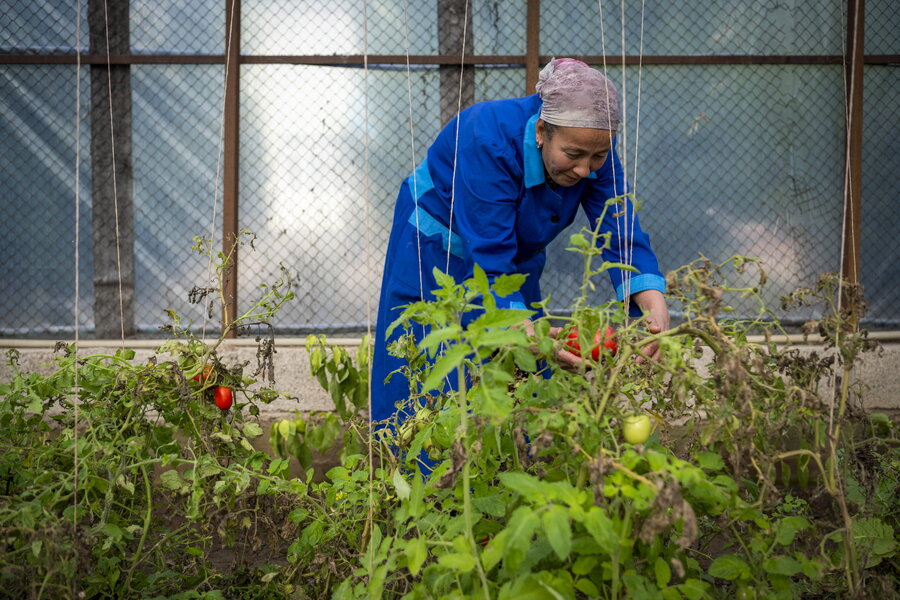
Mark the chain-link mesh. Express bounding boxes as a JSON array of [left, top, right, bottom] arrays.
[[1, 0, 898, 338], [861, 65, 900, 328], [0, 0, 87, 53], [541, 1, 845, 57], [0, 65, 93, 335], [866, 0, 900, 55], [132, 0, 223, 55], [132, 65, 225, 331]]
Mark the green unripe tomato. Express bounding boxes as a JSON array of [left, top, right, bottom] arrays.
[[735, 585, 757, 600], [621, 413, 652, 444], [398, 421, 415, 444]]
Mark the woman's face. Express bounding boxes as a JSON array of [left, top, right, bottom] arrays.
[[536, 119, 615, 187]]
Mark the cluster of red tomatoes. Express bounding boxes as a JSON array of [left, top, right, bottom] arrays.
[[192, 364, 233, 411], [564, 325, 618, 360]]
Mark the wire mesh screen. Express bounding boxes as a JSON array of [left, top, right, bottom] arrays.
[[132, 65, 225, 331], [1, 0, 898, 338], [0, 65, 92, 335]]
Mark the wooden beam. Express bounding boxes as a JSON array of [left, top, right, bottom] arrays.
[[222, 0, 240, 337]]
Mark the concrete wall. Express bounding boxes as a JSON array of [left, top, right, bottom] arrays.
[[2, 334, 898, 420]]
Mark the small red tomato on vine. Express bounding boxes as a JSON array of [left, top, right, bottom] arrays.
[[214, 386, 233, 411], [192, 363, 214, 383], [566, 325, 617, 360]]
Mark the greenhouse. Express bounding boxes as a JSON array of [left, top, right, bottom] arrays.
[[1, 1, 898, 598]]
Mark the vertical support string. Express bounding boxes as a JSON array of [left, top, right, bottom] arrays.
[[202, 0, 240, 342], [72, 0, 82, 555], [362, 0, 377, 578], [443, 0, 470, 273], [101, 0, 127, 346]]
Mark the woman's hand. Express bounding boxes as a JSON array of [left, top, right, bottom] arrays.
[[631, 289, 670, 363]]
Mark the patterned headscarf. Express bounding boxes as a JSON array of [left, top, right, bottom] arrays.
[[536, 57, 620, 130]]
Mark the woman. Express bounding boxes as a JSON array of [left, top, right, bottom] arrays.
[[371, 58, 669, 424]]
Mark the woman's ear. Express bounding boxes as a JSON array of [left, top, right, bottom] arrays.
[[535, 118, 545, 149]]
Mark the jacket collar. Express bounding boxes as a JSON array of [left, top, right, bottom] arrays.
[[523, 113, 545, 188]]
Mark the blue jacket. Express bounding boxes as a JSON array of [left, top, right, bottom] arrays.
[[371, 94, 665, 422]]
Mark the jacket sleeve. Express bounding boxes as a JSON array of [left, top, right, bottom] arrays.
[[581, 141, 666, 305]]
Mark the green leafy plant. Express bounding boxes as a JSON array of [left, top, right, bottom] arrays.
[[0, 234, 307, 599]]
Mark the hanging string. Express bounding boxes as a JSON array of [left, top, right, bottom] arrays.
[[597, 0, 643, 321], [404, 0, 427, 333], [101, 0, 127, 346], [443, 0, 471, 274], [72, 0, 82, 553], [362, 0, 378, 577], [201, 0, 239, 342], [624, 0, 648, 308], [596, 1, 630, 319], [832, 0, 857, 432]]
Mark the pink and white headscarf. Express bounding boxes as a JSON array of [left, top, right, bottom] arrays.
[[536, 58, 620, 130]]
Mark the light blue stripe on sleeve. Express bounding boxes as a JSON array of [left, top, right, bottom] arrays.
[[408, 158, 435, 200], [408, 205, 466, 259], [615, 273, 667, 302]]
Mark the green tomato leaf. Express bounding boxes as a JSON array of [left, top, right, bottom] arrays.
[[392, 468, 411, 501], [498, 471, 545, 502], [695, 451, 725, 471], [438, 551, 476, 573], [160, 469, 187, 491], [472, 264, 491, 295], [242, 422, 264, 439], [481, 530, 508, 571], [469, 309, 534, 332], [473, 494, 508, 518], [406, 537, 427, 576], [851, 517, 896, 567], [503, 507, 540, 571], [418, 325, 463, 355], [762, 555, 803, 576], [583, 507, 618, 555], [708, 554, 751, 581], [541, 505, 572, 561], [492, 273, 527, 297], [422, 344, 471, 392], [774, 516, 811, 546], [654, 557, 672, 587]]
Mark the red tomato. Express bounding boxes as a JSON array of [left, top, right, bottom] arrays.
[[566, 326, 617, 360], [214, 386, 233, 411], [598, 325, 617, 356], [193, 363, 214, 383], [565, 329, 584, 357]]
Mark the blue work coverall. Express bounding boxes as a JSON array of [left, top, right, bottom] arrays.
[[371, 94, 665, 424]]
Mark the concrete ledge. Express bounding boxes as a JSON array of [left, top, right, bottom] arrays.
[[2, 334, 898, 416]]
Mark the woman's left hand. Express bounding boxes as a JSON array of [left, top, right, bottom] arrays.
[[631, 289, 670, 363]]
